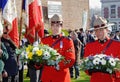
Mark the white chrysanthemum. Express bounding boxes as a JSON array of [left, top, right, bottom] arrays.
[[100, 58, 106, 65], [32, 47, 39, 52], [33, 41, 39, 47], [94, 54, 106, 59], [99, 54, 106, 58], [42, 51, 51, 59], [115, 58, 120, 61], [93, 58, 100, 65], [94, 54, 99, 58], [21, 51, 28, 59], [106, 68, 112, 74], [56, 55, 62, 60], [109, 58, 116, 66]]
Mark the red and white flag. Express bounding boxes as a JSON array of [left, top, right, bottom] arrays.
[[2, 0, 19, 47], [36, 0, 44, 38], [23, 0, 44, 44]]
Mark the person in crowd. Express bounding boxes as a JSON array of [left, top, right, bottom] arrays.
[[109, 32, 115, 39], [69, 31, 82, 79], [0, 24, 8, 82], [113, 31, 120, 41], [1, 26, 18, 82], [78, 28, 86, 58], [44, 29, 49, 37], [84, 15, 120, 82], [86, 29, 96, 43], [41, 14, 75, 82]]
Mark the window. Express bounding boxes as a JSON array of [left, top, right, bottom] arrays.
[[111, 22, 117, 31], [110, 5, 116, 18], [118, 7, 120, 18], [104, 7, 109, 18]]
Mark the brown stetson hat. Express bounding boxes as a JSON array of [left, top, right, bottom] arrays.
[[93, 15, 110, 30], [51, 14, 63, 22]]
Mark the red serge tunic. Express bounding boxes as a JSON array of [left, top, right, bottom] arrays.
[[41, 35, 75, 82], [84, 39, 120, 82]]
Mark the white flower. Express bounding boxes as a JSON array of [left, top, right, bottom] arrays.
[[33, 41, 39, 47], [42, 51, 51, 59], [100, 58, 106, 65], [106, 68, 112, 74], [109, 58, 116, 66], [93, 58, 100, 65], [21, 51, 28, 59], [115, 58, 120, 61], [99, 54, 106, 58], [94, 54, 99, 58], [94, 54, 106, 59], [32, 47, 39, 53], [56, 55, 62, 60]]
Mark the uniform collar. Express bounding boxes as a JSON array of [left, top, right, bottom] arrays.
[[51, 34, 62, 39], [98, 38, 108, 44]]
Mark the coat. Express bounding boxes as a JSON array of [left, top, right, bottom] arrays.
[[1, 37, 18, 76], [0, 43, 8, 74], [84, 39, 120, 82], [41, 35, 75, 82]]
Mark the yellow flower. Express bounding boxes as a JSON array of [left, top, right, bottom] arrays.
[[36, 50, 43, 56], [28, 52, 33, 59], [26, 45, 32, 52]]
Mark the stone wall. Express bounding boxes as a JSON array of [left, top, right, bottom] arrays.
[[16, 0, 89, 30]]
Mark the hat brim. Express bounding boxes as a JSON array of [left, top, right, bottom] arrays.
[[94, 23, 114, 30]]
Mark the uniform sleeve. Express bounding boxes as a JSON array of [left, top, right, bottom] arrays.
[[59, 39, 75, 70], [83, 43, 91, 75], [84, 44, 90, 58], [1, 43, 9, 60]]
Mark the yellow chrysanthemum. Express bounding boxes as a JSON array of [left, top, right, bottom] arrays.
[[36, 50, 43, 56], [28, 52, 33, 59], [26, 45, 32, 52]]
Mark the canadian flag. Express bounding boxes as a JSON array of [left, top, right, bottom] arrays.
[[23, 0, 44, 44], [1, 0, 19, 47]]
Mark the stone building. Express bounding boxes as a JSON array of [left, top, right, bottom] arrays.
[[42, 0, 89, 30], [16, 0, 89, 30], [101, 0, 120, 31]]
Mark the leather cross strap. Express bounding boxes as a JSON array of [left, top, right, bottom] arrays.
[[51, 36, 64, 48], [101, 39, 113, 54]]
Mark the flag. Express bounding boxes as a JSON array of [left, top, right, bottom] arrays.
[[37, 0, 44, 38], [0, 21, 3, 36], [22, 0, 35, 44], [1, 0, 19, 47], [82, 10, 88, 31], [23, 0, 44, 44]]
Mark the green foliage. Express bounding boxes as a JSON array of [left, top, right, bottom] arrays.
[[46, 29, 69, 36], [23, 70, 90, 82], [61, 29, 69, 36]]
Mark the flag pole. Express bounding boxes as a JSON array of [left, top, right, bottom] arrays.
[[19, 0, 24, 48]]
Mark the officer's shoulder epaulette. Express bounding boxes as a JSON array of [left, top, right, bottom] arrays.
[[62, 36, 71, 40]]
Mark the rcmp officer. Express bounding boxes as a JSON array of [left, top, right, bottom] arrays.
[[84, 15, 120, 82], [41, 14, 75, 82]]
